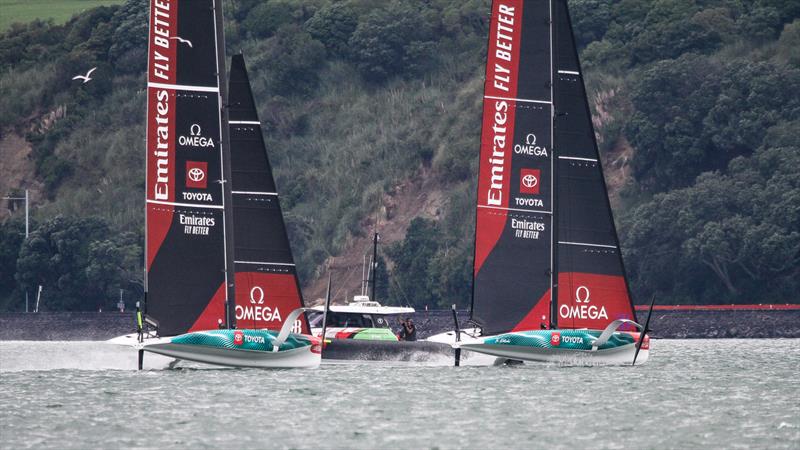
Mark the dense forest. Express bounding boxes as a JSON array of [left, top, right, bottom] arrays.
[[0, 0, 798, 312]]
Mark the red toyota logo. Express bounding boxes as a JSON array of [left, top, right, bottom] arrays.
[[233, 330, 244, 346], [550, 332, 561, 346], [186, 161, 208, 189], [520, 168, 540, 195]]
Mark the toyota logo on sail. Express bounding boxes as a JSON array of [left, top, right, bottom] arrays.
[[519, 168, 541, 195], [185, 161, 208, 189], [188, 168, 205, 182]]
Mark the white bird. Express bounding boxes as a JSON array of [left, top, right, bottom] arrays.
[[72, 67, 96, 83], [169, 36, 193, 48]]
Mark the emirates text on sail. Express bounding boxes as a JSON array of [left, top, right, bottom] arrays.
[[486, 4, 516, 207], [151, 0, 173, 201]]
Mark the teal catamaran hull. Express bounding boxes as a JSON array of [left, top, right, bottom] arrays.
[[114, 328, 321, 369], [457, 328, 650, 365]]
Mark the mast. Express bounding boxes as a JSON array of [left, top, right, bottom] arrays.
[[213, 0, 236, 329], [549, 0, 558, 329], [370, 231, 378, 302]]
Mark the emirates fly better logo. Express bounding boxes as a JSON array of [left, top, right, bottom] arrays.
[[185, 161, 208, 189], [520, 168, 540, 195]]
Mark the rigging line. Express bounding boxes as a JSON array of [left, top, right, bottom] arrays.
[[331, 263, 359, 303], [390, 275, 414, 309]]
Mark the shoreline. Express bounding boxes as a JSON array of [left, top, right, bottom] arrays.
[[1, 309, 799, 340]]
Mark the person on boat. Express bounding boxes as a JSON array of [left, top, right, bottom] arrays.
[[399, 318, 417, 341]]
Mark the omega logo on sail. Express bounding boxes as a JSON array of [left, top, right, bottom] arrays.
[[178, 124, 215, 148], [515, 133, 548, 157], [236, 285, 283, 323], [559, 285, 609, 320]]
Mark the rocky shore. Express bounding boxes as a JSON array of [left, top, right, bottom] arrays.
[[1, 309, 798, 341]]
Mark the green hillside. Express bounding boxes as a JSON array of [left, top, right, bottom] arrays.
[[1, 0, 798, 311], [0, 0, 124, 31]]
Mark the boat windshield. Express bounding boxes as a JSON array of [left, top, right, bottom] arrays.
[[308, 312, 391, 329]]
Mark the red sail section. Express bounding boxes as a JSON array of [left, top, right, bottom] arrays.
[[228, 54, 309, 334], [234, 273, 306, 332], [474, 0, 523, 274], [556, 273, 633, 329], [144, 0, 232, 336], [145, 0, 178, 270], [188, 282, 227, 332]]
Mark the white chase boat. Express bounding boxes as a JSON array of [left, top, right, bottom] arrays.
[[308, 296, 414, 342], [110, 1, 318, 369], [427, 0, 652, 366]]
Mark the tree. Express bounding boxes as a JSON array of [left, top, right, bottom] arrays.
[[386, 218, 440, 308], [13, 216, 131, 311], [305, 3, 358, 57], [0, 220, 25, 308], [244, 1, 297, 39], [621, 143, 800, 303], [347, 2, 436, 82], [256, 25, 326, 96]]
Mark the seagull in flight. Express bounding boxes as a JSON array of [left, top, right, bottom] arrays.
[[169, 36, 193, 48], [72, 67, 96, 83]]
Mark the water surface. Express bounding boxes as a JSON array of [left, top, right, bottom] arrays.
[[1, 339, 798, 449]]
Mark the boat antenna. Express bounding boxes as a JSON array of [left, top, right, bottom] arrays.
[[632, 294, 657, 366], [370, 204, 381, 302], [451, 304, 461, 367], [136, 301, 144, 370], [320, 272, 333, 352], [371, 228, 379, 303]]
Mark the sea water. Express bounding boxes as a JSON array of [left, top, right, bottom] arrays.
[[0, 339, 798, 449]]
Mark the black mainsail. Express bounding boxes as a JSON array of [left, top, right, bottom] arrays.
[[145, 0, 235, 336], [471, 0, 636, 335], [228, 55, 309, 333]]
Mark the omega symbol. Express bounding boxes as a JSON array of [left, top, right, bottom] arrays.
[[190, 124, 201, 136], [250, 286, 264, 305], [575, 286, 590, 303]]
